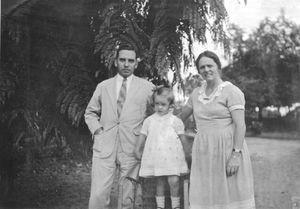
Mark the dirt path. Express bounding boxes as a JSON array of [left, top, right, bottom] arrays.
[[1, 137, 300, 209], [247, 137, 300, 209]]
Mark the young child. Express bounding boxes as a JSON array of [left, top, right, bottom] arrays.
[[135, 87, 188, 209]]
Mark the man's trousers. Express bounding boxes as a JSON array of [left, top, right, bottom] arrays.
[[88, 141, 140, 209]]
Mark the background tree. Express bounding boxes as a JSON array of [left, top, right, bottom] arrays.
[[224, 11, 300, 120], [54, 0, 234, 127], [91, 0, 229, 81]]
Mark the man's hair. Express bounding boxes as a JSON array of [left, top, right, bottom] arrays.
[[195, 50, 222, 72], [153, 87, 175, 105], [116, 43, 139, 58]]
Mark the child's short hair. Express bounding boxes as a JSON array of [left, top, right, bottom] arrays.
[[153, 87, 175, 105]]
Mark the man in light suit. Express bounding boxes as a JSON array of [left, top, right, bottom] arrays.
[[85, 44, 154, 209]]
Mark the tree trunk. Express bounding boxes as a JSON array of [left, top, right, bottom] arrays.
[[258, 105, 263, 121]]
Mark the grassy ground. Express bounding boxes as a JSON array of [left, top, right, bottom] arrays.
[[0, 156, 184, 209], [0, 157, 91, 209], [1, 131, 299, 209], [259, 131, 300, 140]]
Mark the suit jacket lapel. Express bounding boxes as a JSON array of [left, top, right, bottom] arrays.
[[106, 76, 118, 117]]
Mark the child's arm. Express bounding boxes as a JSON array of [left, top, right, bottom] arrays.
[[135, 134, 147, 160], [178, 134, 186, 148]]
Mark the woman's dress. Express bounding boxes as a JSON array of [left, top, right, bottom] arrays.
[[187, 81, 255, 209]]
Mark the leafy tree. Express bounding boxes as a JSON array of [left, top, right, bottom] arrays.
[[1, 0, 248, 143], [225, 12, 300, 119], [51, 0, 234, 127], [0, 0, 238, 170], [0, 0, 239, 194], [90, 0, 230, 84], [0, 1, 91, 180]]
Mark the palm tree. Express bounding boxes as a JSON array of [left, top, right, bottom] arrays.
[[57, 0, 232, 127], [0, 1, 236, 194], [91, 0, 230, 86], [1, 0, 235, 149]]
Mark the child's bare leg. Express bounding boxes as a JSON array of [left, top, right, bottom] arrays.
[[156, 176, 166, 196], [168, 175, 181, 208], [156, 176, 166, 208], [168, 175, 180, 196]]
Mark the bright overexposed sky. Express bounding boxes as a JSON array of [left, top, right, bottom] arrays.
[[191, 0, 300, 68], [225, 0, 300, 34]]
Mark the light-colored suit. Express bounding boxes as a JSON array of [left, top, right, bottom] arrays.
[[85, 75, 154, 209]]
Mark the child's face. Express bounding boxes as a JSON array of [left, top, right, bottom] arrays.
[[154, 95, 171, 116]]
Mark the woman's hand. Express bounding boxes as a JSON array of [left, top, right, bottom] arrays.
[[226, 152, 242, 176]]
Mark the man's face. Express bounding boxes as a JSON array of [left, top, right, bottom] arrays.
[[114, 49, 138, 78]]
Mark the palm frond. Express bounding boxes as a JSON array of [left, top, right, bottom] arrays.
[[94, 2, 150, 72], [56, 71, 96, 127], [92, 0, 228, 86]]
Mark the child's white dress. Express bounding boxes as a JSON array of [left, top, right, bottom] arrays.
[[139, 112, 189, 177]]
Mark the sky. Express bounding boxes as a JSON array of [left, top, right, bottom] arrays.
[[225, 0, 300, 34]]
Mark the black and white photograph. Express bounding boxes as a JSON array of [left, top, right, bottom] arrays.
[[1, 0, 300, 208]]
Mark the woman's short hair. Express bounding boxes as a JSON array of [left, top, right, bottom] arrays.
[[153, 87, 175, 105], [195, 50, 222, 72]]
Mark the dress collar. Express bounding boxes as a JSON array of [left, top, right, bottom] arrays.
[[198, 81, 232, 104], [153, 112, 173, 120]]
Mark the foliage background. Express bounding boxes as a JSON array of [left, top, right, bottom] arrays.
[[0, 0, 231, 199], [1, 0, 300, 203]]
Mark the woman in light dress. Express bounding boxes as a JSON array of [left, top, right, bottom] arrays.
[[180, 51, 256, 209]]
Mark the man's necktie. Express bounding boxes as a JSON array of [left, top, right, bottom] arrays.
[[117, 78, 127, 117]]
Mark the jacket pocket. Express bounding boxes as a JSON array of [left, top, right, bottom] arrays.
[[93, 134, 104, 152], [92, 128, 116, 158]]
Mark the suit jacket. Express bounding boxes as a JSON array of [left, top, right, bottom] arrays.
[[85, 75, 154, 158]]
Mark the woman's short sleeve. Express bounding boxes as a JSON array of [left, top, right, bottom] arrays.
[[140, 117, 150, 136], [226, 85, 245, 112], [173, 116, 185, 135]]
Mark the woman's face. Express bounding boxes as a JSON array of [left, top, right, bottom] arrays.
[[197, 56, 221, 82]]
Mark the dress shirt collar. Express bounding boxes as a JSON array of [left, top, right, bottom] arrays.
[[116, 73, 133, 83]]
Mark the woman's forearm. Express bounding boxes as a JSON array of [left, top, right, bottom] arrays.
[[233, 123, 246, 150], [231, 109, 246, 150], [178, 106, 193, 122]]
